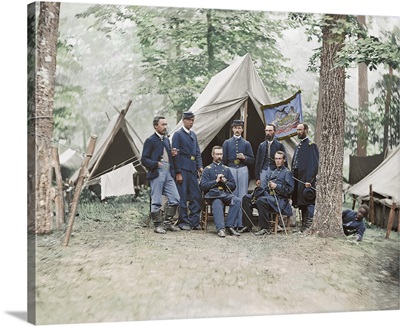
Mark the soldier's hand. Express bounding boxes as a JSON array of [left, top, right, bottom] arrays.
[[176, 173, 183, 184]]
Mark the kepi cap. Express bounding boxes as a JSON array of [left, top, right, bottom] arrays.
[[231, 120, 244, 127], [182, 111, 195, 119]]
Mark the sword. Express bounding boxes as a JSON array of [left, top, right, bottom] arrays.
[[292, 176, 316, 191]]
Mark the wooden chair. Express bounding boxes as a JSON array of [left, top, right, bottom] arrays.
[[201, 197, 228, 232]]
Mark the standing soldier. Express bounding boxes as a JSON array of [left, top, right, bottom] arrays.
[[141, 116, 181, 234], [172, 111, 203, 230], [254, 123, 287, 189], [222, 120, 255, 231], [291, 123, 319, 231]]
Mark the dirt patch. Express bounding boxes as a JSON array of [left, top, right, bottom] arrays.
[[33, 204, 399, 325]]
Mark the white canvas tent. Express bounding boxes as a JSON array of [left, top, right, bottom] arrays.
[[169, 53, 297, 179], [347, 145, 400, 207], [59, 148, 84, 179], [347, 145, 399, 229], [71, 108, 147, 197]]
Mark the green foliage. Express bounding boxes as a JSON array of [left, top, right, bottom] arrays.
[[337, 34, 400, 71], [344, 73, 400, 154], [77, 5, 298, 116], [371, 73, 400, 148]]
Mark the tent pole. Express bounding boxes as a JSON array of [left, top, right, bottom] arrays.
[[243, 99, 248, 139], [64, 135, 97, 246], [385, 202, 397, 239], [352, 195, 356, 210], [369, 184, 375, 225]]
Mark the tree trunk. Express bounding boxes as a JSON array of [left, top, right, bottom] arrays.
[[31, 2, 61, 234], [314, 81, 323, 147], [357, 16, 368, 156], [206, 9, 215, 72], [312, 14, 346, 237], [383, 66, 393, 155]]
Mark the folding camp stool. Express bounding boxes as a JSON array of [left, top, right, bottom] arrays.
[[272, 213, 290, 235]]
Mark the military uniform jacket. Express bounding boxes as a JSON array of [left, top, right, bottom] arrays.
[[172, 128, 202, 174], [342, 209, 366, 239], [291, 137, 319, 206], [264, 165, 294, 216], [141, 133, 177, 180], [254, 138, 287, 180], [222, 136, 255, 168], [200, 162, 236, 194]]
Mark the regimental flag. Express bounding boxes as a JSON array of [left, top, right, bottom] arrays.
[[261, 90, 303, 140]]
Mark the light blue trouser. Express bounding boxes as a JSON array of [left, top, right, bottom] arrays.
[[149, 163, 180, 212], [229, 166, 248, 227], [210, 193, 241, 231]]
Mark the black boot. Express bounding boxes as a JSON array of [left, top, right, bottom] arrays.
[[163, 205, 180, 232], [151, 211, 166, 234]]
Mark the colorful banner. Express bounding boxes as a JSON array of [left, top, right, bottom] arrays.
[[261, 90, 303, 140]]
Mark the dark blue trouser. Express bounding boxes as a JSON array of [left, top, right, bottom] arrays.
[[177, 169, 202, 227]]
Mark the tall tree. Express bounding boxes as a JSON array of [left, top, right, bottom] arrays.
[[357, 16, 368, 156], [311, 14, 347, 236], [28, 2, 61, 234]]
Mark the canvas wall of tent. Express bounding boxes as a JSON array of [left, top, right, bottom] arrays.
[[69, 108, 147, 199], [169, 53, 297, 184], [347, 145, 400, 230]]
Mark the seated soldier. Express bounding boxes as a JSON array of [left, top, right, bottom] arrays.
[[241, 151, 294, 235], [200, 146, 241, 238]]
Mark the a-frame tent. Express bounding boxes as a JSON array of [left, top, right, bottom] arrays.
[[347, 145, 399, 229], [347, 145, 399, 207], [71, 108, 147, 196], [169, 53, 296, 181]]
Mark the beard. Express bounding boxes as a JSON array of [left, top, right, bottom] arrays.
[[298, 133, 306, 140], [265, 134, 273, 141]]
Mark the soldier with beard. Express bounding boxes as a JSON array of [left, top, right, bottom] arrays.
[[254, 123, 288, 190], [141, 116, 181, 234], [291, 123, 319, 231]]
